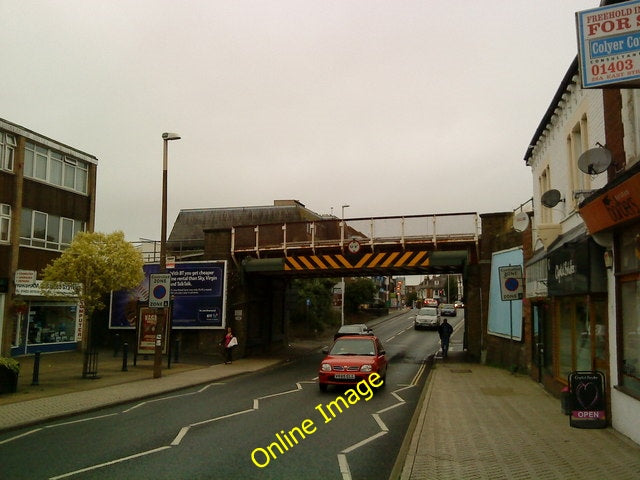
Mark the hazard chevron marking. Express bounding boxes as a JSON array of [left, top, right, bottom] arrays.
[[283, 251, 431, 272]]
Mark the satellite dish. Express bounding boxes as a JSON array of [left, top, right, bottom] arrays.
[[578, 147, 612, 174], [512, 211, 530, 232], [541, 189, 564, 208]]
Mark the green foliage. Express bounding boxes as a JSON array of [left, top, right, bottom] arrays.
[[289, 278, 338, 331], [405, 290, 418, 307], [0, 356, 20, 374], [41, 231, 144, 317], [344, 278, 377, 314]]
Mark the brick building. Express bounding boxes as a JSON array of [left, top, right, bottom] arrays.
[[0, 118, 98, 357]]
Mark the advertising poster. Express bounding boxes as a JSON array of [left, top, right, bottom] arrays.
[[137, 307, 169, 355], [109, 261, 227, 330]]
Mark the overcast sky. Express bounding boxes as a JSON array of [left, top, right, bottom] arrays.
[[1, 0, 597, 241]]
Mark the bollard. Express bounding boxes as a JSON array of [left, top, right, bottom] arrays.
[[121, 342, 128, 372], [31, 351, 41, 386]]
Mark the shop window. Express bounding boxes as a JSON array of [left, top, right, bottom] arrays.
[[619, 227, 640, 396], [558, 300, 573, 380], [557, 297, 592, 380], [620, 278, 640, 396], [25, 303, 77, 345]]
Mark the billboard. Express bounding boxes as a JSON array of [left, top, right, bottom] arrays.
[[488, 248, 523, 341], [109, 260, 227, 330], [576, 0, 640, 88]]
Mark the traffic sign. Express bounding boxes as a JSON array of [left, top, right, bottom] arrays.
[[149, 273, 171, 307], [498, 265, 523, 301]]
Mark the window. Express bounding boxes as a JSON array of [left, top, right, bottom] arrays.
[[567, 115, 591, 208], [556, 297, 592, 380], [19, 208, 85, 251], [0, 132, 16, 171], [538, 166, 552, 223], [619, 226, 640, 396], [0, 204, 10, 242], [23, 142, 89, 194]]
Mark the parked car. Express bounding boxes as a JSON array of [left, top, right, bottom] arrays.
[[454, 300, 465, 309], [440, 303, 456, 316], [334, 323, 373, 340], [318, 335, 388, 392], [414, 307, 441, 330]]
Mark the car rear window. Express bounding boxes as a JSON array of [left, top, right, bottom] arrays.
[[419, 307, 438, 315], [330, 338, 376, 355]]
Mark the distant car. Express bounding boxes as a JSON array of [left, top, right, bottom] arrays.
[[318, 335, 388, 392], [424, 298, 438, 307], [414, 307, 441, 330], [334, 323, 373, 340], [454, 300, 465, 309], [440, 304, 456, 316]]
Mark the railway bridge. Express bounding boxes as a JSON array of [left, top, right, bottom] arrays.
[[192, 211, 489, 357]]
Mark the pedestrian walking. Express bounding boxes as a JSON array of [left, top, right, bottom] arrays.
[[437, 318, 453, 358], [221, 327, 238, 364]]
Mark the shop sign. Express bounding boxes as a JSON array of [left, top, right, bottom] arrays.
[[547, 240, 606, 295], [15, 280, 80, 297], [569, 371, 607, 429], [579, 169, 640, 233], [14, 270, 37, 285]]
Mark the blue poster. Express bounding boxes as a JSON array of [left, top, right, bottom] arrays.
[[109, 261, 227, 329]]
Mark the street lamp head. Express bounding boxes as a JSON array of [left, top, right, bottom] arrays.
[[162, 132, 181, 141], [342, 204, 350, 209]]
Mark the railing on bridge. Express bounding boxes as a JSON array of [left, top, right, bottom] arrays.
[[231, 212, 479, 258]]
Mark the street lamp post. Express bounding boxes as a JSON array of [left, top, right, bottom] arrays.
[[341, 204, 349, 326], [154, 132, 180, 379]]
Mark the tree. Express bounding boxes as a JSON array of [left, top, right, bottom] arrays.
[[344, 278, 377, 314], [289, 278, 338, 332], [41, 231, 144, 351]]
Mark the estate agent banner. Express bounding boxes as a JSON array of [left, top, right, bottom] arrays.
[[109, 261, 227, 330], [576, 0, 640, 88]]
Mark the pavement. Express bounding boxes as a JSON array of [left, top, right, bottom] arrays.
[[2, 335, 640, 480]]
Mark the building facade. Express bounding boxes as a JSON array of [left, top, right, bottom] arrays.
[[525, 53, 640, 445], [0, 118, 98, 357]]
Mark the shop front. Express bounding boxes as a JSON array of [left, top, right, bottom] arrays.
[[546, 228, 608, 393], [10, 281, 83, 356], [579, 164, 640, 444]]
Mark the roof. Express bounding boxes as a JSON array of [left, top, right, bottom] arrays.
[[524, 56, 579, 165], [168, 200, 326, 248]]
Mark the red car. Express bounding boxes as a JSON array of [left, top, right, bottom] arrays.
[[318, 335, 388, 392]]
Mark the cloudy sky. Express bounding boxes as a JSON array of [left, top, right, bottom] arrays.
[[1, 0, 597, 241]]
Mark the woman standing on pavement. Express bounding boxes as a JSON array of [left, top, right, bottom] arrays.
[[222, 327, 237, 364]]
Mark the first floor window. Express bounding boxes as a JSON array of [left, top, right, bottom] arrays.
[[19, 208, 85, 251], [0, 132, 16, 171], [0, 204, 10, 242]]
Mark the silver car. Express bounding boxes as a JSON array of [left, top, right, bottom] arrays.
[[414, 307, 441, 330]]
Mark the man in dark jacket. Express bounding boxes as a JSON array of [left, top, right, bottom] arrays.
[[437, 318, 454, 358]]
